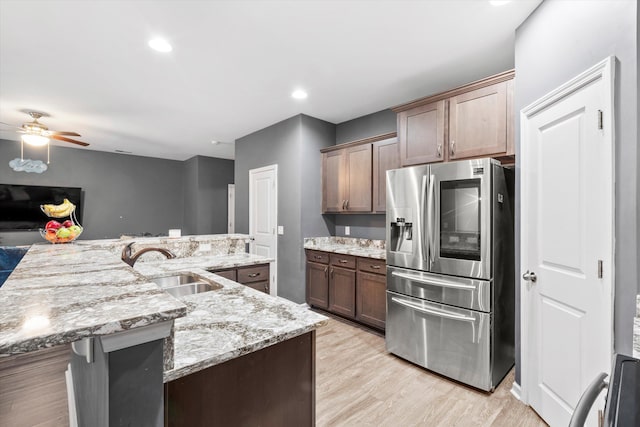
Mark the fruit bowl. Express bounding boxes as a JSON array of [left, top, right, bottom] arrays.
[[40, 225, 83, 244]]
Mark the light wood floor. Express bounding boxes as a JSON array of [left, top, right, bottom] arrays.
[[315, 317, 548, 427]]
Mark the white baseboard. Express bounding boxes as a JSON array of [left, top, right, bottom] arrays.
[[510, 381, 522, 401]]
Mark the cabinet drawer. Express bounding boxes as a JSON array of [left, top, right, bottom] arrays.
[[330, 254, 356, 269], [306, 250, 329, 264], [210, 269, 237, 281], [244, 280, 269, 294], [357, 258, 386, 275], [238, 264, 269, 284]]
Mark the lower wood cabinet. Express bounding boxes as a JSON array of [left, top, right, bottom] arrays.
[[329, 265, 356, 318], [306, 261, 329, 309], [305, 249, 386, 331], [356, 271, 386, 330], [209, 263, 270, 294]]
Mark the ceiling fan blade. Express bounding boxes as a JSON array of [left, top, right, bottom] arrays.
[[0, 121, 23, 130], [50, 134, 90, 147], [48, 131, 81, 137]]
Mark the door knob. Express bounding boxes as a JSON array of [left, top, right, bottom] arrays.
[[522, 270, 537, 283]]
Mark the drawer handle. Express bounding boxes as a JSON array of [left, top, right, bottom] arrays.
[[391, 271, 476, 290], [391, 297, 475, 322], [339, 259, 349, 264], [370, 265, 381, 269], [248, 272, 261, 278], [314, 255, 323, 259]]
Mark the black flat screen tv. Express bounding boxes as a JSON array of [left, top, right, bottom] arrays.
[[0, 184, 83, 231]]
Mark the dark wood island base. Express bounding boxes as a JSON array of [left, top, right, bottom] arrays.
[[165, 331, 316, 426]]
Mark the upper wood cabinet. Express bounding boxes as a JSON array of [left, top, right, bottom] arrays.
[[393, 70, 515, 166], [448, 80, 507, 160], [321, 133, 397, 214], [372, 137, 399, 212], [344, 144, 372, 212], [322, 150, 346, 213], [398, 100, 446, 166], [321, 144, 372, 213]]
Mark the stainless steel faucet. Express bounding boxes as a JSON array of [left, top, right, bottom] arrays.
[[121, 242, 176, 267]]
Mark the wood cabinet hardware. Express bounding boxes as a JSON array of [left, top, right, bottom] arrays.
[[248, 273, 261, 278]]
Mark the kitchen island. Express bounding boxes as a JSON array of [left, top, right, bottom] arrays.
[[0, 234, 327, 426]]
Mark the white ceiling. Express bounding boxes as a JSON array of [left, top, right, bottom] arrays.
[[0, 0, 541, 161]]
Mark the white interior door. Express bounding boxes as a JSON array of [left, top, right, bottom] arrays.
[[521, 58, 614, 427], [249, 165, 277, 295], [228, 184, 235, 234]]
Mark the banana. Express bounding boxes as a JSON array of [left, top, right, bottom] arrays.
[[41, 198, 76, 218]]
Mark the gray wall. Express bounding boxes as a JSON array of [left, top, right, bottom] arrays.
[[514, 0, 638, 383], [335, 109, 397, 145], [0, 139, 235, 246], [331, 109, 397, 240], [183, 156, 234, 235], [235, 114, 334, 303], [0, 139, 185, 245]]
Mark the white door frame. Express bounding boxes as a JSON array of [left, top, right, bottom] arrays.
[[228, 184, 235, 234], [249, 164, 278, 296], [519, 56, 616, 405]]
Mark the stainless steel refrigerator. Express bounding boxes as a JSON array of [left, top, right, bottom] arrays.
[[385, 158, 514, 391]]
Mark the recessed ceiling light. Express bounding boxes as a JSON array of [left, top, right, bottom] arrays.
[[148, 38, 172, 53], [291, 89, 308, 100], [489, 0, 511, 6]]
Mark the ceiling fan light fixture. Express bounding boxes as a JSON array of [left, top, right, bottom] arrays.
[[22, 134, 50, 146]]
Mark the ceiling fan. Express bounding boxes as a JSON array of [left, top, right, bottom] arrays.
[[1, 111, 89, 147]]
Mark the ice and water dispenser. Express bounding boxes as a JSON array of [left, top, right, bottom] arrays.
[[389, 209, 413, 253]]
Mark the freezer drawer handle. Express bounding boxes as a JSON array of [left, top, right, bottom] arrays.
[[391, 297, 475, 322], [391, 271, 476, 290]]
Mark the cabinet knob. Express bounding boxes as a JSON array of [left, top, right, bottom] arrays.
[[315, 255, 322, 259], [450, 140, 455, 156], [339, 259, 348, 264], [345, 200, 349, 209], [370, 265, 381, 269], [330, 268, 334, 278], [248, 272, 260, 278], [342, 200, 346, 210], [324, 267, 328, 277], [437, 143, 442, 157]]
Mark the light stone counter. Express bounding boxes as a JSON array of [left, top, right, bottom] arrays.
[[0, 243, 186, 355], [304, 236, 386, 259], [1, 235, 327, 385]]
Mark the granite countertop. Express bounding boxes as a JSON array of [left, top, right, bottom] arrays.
[[136, 262, 327, 383], [304, 236, 386, 260], [1, 236, 328, 384], [0, 243, 186, 355]]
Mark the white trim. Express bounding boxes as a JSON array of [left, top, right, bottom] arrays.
[[249, 164, 278, 297], [519, 56, 616, 406], [510, 381, 522, 401]]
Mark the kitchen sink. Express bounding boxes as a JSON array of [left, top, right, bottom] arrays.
[[151, 274, 222, 298], [164, 282, 221, 298], [151, 274, 201, 288]]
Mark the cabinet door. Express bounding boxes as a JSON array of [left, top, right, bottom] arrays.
[[398, 100, 446, 166], [211, 268, 237, 281], [306, 261, 329, 309], [356, 271, 386, 330], [329, 266, 356, 318], [322, 150, 345, 213], [448, 80, 508, 160], [344, 144, 372, 212], [372, 138, 399, 213], [245, 280, 269, 294]]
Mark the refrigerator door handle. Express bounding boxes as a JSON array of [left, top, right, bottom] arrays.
[[420, 174, 428, 262], [427, 174, 436, 266], [391, 271, 477, 290], [390, 297, 475, 322]]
